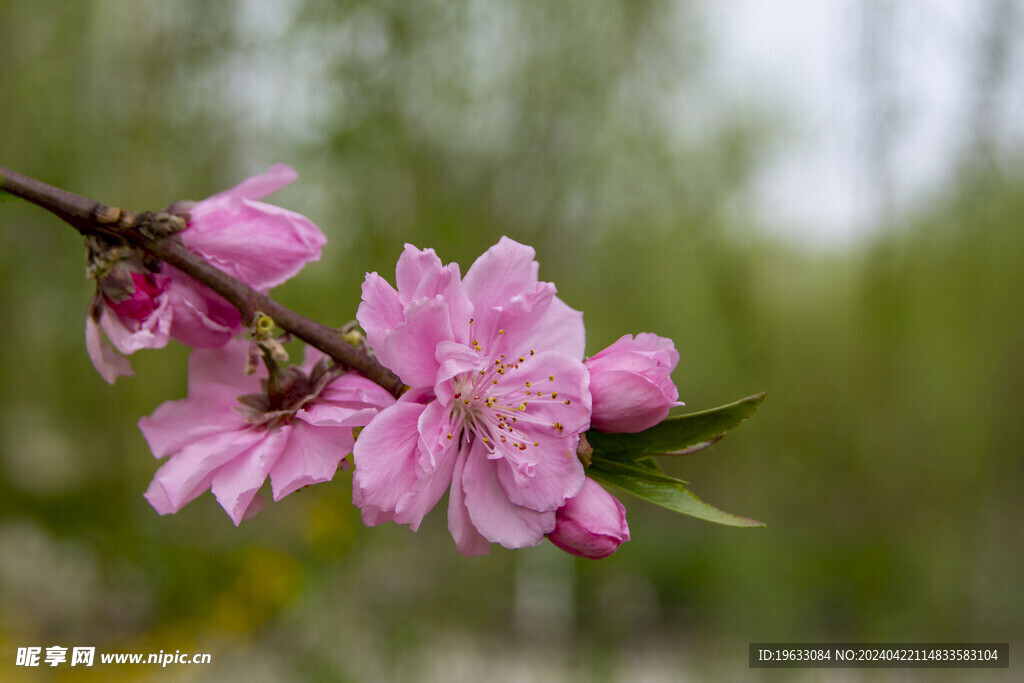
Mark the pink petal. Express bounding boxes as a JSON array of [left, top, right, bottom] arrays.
[[202, 163, 298, 202], [85, 314, 134, 384], [461, 439, 555, 548], [447, 447, 492, 556], [211, 427, 289, 525], [183, 199, 326, 291], [498, 350, 592, 435], [357, 273, 404, 349], [351, 401, 428, 523], [185, 338, 263, 392], [269, 422, 355, 500], [143, 478, 174, 515], [589, 369, 674, 433], [495, 433, 585, 513], [164, 270, 242, 348], [523, 295, 586, 360], [394, 453, 458, 530], [314, 373, 397, 415], [462, 237, 540, 313], [138, 385, 247, 458], [100, 294, 173, 355], [395, 244, 444, 305], [146, 427, 264, 513], [433, 341, 485, 403], [375, 297, 455, 388]]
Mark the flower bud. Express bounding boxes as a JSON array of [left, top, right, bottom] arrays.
[[548, 478, 630, 559], [585, 333, 681, 433], [105, 272, 165, 320]]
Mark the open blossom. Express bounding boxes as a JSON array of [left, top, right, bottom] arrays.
[[139, 339, 394, 525], [585, 333, 682, 433], [548, 478, 630, 559], [86, 164, 327, 383], [353, 237, 592, 555]]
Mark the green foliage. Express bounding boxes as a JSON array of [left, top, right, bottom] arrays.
[[587, 393, 767, 527], [587, 392, 766, 458]]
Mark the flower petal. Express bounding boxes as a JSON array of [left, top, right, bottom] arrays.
[[395, 244, 444, 305], [185, 338, 263, 392], [100, 293, 173, 355], [447, 446, 491, 556], [375, 297, 454, 388], [351, 401, 428, 524], [392, 401, 460, 530], [146, 427, 264, 513], [164, 270, 241, 348], [184, 199, 326, 291], [495, 432, 585, 513], [462, 236, 539, 313], [211, 427, 290, 525], [589, 368, 674, 433], [138, 386, 247, 458], [202, 163, 297, 202], [357, 273, 404, 349], [85, 313, 134, 384], [269, 422, 354, 501], [461, 439, 555, 548]]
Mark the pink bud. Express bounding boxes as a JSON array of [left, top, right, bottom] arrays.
[[106, 273, 164, 320], [548, 478, 630, 559], [585, 333, 681, 433]]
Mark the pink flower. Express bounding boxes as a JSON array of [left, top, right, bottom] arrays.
[[353, 237, 592, 555], [139, 339, 394, 525], [585, 333, 682, 433], [548, 478, 630, 559], [86, 164, 327, 383]]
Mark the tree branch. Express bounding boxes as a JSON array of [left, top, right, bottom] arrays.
[[0, 165, 405, 397]]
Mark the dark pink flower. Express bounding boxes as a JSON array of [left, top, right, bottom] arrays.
[[585, 333, 682, 433], [548, 478, 630, 559], [87, 164, 326, 383], [139, 339, 394, 525], [353, 237, 592, 555]]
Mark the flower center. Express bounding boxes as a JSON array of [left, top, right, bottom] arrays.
[[446, 339, 570, 471]]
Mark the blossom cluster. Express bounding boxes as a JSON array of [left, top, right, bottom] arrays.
[[89, 167, 683, 560]]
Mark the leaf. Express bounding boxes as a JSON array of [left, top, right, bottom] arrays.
[[590, 454, 686, 485], [587, 464, 765, 528], [586, 392, 766, 459]]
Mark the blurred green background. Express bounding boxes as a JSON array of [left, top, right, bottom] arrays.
[[2, 1, 1022, 680]]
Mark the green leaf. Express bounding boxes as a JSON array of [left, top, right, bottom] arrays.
[[586, 392, 766, 459], [590, 454, 686, 485], [587, 464, 765, 528]]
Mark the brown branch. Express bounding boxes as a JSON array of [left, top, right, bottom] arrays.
[[0, 165, 405, 397]]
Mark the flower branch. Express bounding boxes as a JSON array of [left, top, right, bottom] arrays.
[[0, 165, 405, 397], [2, 163, 766, 556]]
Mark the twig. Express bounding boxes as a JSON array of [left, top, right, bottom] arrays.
[[0, 165, 405, 397]]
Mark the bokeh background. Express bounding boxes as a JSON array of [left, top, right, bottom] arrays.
[[2, 1, 1022, 680]]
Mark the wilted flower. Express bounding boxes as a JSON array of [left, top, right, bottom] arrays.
[[86, 164, 327, 383], [548, 478, 630, 559], [585, 333, 682, 433], [353, 237, 592, 555], [139, 339, 394, 525]]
